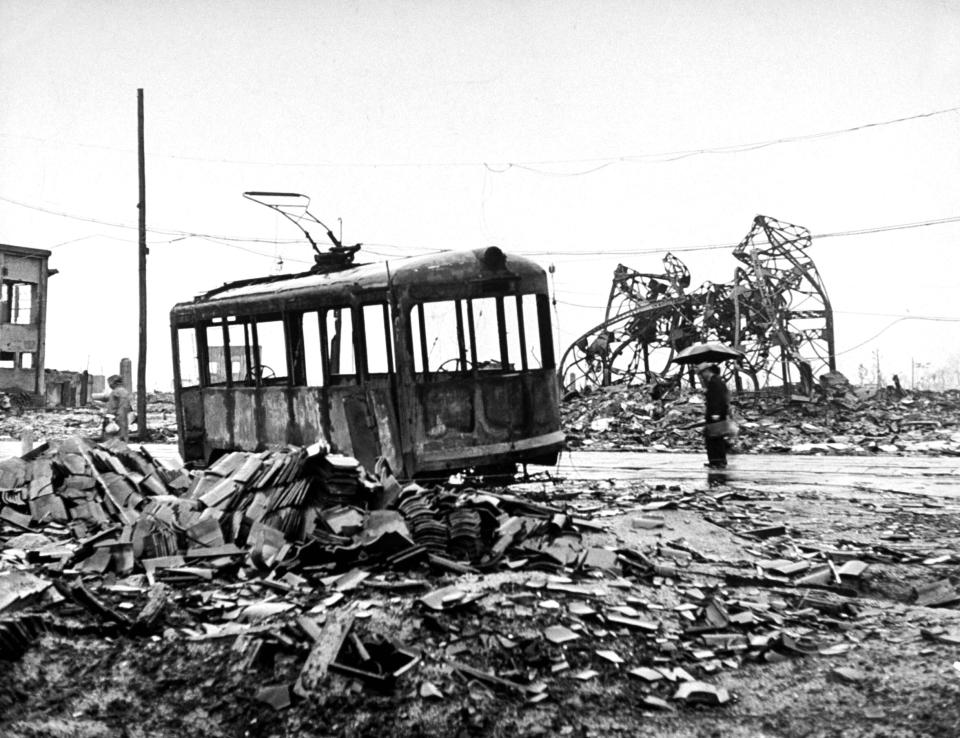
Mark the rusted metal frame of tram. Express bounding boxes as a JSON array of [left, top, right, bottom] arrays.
[[170, 242, 563, 479]]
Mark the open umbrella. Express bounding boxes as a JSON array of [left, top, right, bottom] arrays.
[[670, 342, 745, 366]]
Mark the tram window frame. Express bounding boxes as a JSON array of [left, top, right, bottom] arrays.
[[226, 321, 252, 385], [469, 296, 511, 371], [324, 306, 359, 385], [535, 294, 556, 369], [250, 317, 290, 386], [176, 327, 202, 389], [205, 323, 230, 386], [408, 293, 549, 377], [197, 315, 291, 388], [361, 302, 395, 378], [518, 294, 549, 370], [291, 310, 325, 387], [409, 300, 467, 375]]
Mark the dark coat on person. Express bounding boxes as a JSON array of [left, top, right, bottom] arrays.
[[704, 373, 729, 421]]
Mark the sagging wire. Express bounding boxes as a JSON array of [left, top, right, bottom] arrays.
[[832, 314, 960, 357], [4, 103, 957, 170]]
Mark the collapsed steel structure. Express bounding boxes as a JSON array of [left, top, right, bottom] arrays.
[[559, 215, 836, 395]]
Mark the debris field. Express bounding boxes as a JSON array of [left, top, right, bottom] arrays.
[[564, 381, 960, 457], [0, 419, 959, 736]]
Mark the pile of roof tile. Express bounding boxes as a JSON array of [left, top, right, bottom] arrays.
[[0, 438, 189, 566], [0, 438, 378, 584]]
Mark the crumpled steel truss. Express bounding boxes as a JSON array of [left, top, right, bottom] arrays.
[[559, 215, 836, 395]]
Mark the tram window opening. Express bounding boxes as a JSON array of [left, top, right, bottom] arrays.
[[300, 311, 325, 386], [206, 325, 229, 385], [409, 296, 555, 375], [227, 323, 250, 383], [253, 319, 288, 384], [325, 307, 357, 382], [521, 295, 544, 369], [410, 305, 426, 373], [177, 328, 201, 388], [410, 301, 467, 375], [470, 297, 510, 370], [502, 297, 525, 371], [536, 294, 555, 368], [363, 303, 394, 376]]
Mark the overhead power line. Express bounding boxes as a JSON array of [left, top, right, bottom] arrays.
[[0, 104, 957, 169], [517, 214, 960, 257], [507, 104, 960, 173], [4, 191, 960, 263], [0, 194, 302, 244], [554, 301, 960, 322], [0, 194, 453, 261], [835, 310, 960, 321]]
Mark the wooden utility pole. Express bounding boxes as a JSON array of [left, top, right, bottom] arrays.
[[137, 89, 148, 440]]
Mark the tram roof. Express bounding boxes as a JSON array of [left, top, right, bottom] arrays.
[[170, 247, 548, 322]]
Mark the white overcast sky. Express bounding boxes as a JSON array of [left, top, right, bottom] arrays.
[[1, 0, 959, 390]]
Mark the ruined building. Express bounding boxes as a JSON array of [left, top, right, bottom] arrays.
[[0, 244, 52, 399], [559, 216, 837, 396]]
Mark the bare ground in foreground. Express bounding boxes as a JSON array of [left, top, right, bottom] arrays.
[[2, 450, 959, 737]]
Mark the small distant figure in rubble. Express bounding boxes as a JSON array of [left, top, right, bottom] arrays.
[[93, 374, 133, 442], [650, 373, 681, 402], [0, 392, 11, 415], [698, 363, 730, 469]]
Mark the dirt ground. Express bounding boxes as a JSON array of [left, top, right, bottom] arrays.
[[2, 452, 959, 737], [1, 385, 959, 737]]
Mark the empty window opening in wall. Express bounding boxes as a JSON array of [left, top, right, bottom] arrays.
[[2, 281, 34, 324]]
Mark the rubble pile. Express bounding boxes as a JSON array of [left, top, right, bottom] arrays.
[[563, 383, 960, 456], [0, 439, 383, 586], [0, 392, 179, 444], [0, 438, 190, 550], [1, 438, 912, 716]]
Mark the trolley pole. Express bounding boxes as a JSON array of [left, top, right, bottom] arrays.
[[137, 89, 148, 440]]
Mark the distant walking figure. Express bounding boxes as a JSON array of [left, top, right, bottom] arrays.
[[95, 374, 133, 442], [698, 363, 729, 469]]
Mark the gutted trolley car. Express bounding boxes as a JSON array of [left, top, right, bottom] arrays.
[[170, 246, 563, 478]]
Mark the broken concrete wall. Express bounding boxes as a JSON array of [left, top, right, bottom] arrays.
[[0, 244, 52, 399], [44, 370, 106, 409]]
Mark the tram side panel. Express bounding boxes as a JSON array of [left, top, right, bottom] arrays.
[[325, 383, 402, 475]]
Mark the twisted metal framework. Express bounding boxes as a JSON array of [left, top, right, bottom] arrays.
[[559, 215, 836, 395]]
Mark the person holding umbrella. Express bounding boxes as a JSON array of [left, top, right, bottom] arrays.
[[670, 342, 743, 472], [697, 363, 730, 469]]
